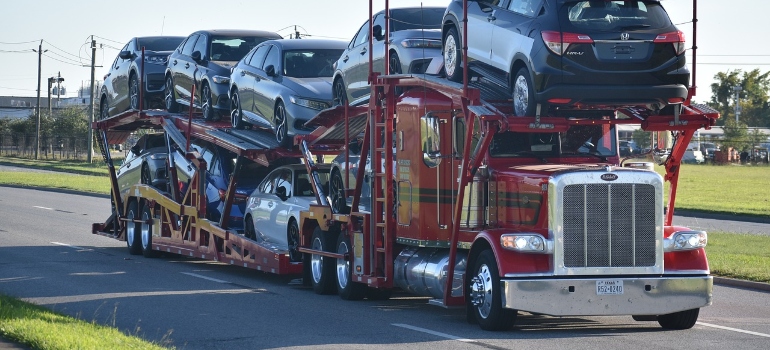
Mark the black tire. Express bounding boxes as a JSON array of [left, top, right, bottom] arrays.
[[201, 84, 218, 121], [274, 101, 292, 148], [329, 169, 349, 214], [230, 90, 247, 129], [125, 200, 142, 255], [140, 203, 156, 258], [333, 78, 347, 106], [287, 219, 302, 263], [244, 216, 256, 240], [468, 249, 517, 331], [336, 231, 366, 300], [658, 308, 699, 330], [164, 75, 178, 113], [129, 74, 140, 111], [389, 51, 402, 74], [443, 26, 462, 82], [141, 164, 151, 186], [307, 226, 336, 295], [99, 96, 110, 120], [512, 67, 535, 117]]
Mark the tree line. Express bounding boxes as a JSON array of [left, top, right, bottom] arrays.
[[0, 107, 91, 159]]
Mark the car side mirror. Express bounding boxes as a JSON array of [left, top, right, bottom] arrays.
[[130, 144, 141, 156], [119, 51, 133, 60], [191, 50, 203, 63], [276, 186, 288, 201], [265, 65, 277, 77], [372, 25, 384, 41]]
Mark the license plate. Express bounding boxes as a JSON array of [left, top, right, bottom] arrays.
[[596, 280, 624, 295]]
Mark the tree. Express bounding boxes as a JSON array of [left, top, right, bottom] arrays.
[[721, 119, 749, 152], [709, 69, 770, 127], [632, 128, 652, 151]]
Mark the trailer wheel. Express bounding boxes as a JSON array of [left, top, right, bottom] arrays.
[[126, 200, 142, 255], [512, 67, 535, 117], [469, 249, 516, 331], [307, 227, 336, 294], [140, 203, 156, 258], [336, 231, 366, 300], [443, 25, 462, 82], [164, 76, 178, 113], [658, 308, 699, 330]]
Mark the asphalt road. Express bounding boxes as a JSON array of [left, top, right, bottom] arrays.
[[1, 186, 769, 349]]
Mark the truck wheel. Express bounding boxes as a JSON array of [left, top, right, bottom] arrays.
[[512, 67, 535, 117], [164, 76, 178, 113], [140, 203, 156, 258], [307, 227, 335, 294], [336, 231, 366, 300], [443, 26, 462, 82], [469, 249, 517, 331], [658, 308, 699, 330], [125, 200, 142, 255]]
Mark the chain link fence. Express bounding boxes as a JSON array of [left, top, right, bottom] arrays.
[[0, 132, 95, 160]]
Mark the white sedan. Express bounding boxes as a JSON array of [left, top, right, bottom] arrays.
[[243, 164, 330, 262]]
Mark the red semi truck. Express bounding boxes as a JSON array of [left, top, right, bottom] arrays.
[[94, 0, 717, 332]]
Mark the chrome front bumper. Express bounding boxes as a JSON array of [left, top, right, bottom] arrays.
[[502, 276, 712, 316]]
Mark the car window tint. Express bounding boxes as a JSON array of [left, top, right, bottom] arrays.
[[283, 49, 344, 78], [563, 1, 671, 31], [136, 37, 184, 51], [249, 45, 270, 68], [508, 0, 539, 16], [263, 45, 281, 72], [181, 35, 198, 56], [372, 14, 386, 40], [294, 172, 314, 196], [353, 21, 370, 47], [276, 170, 292, 198], [146, 134, 165, 149], [193, 34, 208, 58], [390, 8, 443, 31], [210, 36, 261, 62], [210, 156, 222, 177]]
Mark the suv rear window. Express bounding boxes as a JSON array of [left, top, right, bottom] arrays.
[[562, 1, 672, 31]]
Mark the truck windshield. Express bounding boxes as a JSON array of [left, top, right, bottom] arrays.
[[489, 124, 616, 158]]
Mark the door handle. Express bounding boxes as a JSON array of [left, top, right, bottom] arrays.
[[173, 60, 177, 65], [360, 48, 367, 55], [268, 201, 273, 208], [184, 63, 190, 69], [342, 55, 349, 62], [487, 14, 496, 22], [105, 73, 111, 77], [240, 71, 245, 76]]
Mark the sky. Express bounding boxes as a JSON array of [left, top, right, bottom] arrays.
[[0, 0, 767, 105]]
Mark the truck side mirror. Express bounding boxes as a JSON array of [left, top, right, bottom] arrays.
[[421, 114, 442, 168]]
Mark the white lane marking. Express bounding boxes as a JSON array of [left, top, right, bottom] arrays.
[[698, 322, 770, 338], [33, 206, 53, 210], [181, 272, 230, 284], [392, 323, 476, 343], [51, 242, 92, 251]]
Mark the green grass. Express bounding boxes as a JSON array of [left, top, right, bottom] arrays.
[[0, 294, 172, 350], [0, 156, 111, 177], [0, 172, 111, 194], [707, 232, 770, 283]]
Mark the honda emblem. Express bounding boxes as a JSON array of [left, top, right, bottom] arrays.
[[620, 33, 630, 41]]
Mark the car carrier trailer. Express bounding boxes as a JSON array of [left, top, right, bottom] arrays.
[[93, 0, 717, 331]]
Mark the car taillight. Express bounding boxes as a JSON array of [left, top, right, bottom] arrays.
[[234, 193, 248, 203], [654, 31, 686, 55], [218, 189, 226, 201], [542, 31, 593, 56]]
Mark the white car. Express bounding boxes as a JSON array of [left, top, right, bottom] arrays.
[[243, 164, 330, 262]]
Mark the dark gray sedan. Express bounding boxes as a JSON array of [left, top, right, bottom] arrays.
[[229, 39, 346, 147]]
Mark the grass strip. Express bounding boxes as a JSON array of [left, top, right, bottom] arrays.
[[0, 172, 110, 195], [0, 157, 111, 177], [0, 294, 171, 350], [707, 232, 770, 283]]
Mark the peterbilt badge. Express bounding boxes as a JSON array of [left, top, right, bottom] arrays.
[[601, 173, 619, 181]]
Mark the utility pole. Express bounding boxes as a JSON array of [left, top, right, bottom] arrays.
[[87, 36, 96, 163], [733, 85, 742, 123], [56, 71, 62, 107], [47, 77, 53, 116], [33, 39, 43, 160]]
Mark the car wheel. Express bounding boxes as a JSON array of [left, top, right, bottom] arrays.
[[129, 75, 140, 111], [443, 26, 462, 82], [307, 226, 336, 295], [99, 96, 110, 120], [230, 90, 247, 129], [468, 249, 517, 331], [333, 78, 348, 106], [389, 51, 402, 74], [330, 169, 349, 214], [125, 200, 142, 255], [141, 164, 152, 186], [274, 101, 292, 148], [287, 219, 302, 262], [658, 308, 699, 330], [244, 216, 256, 240], [202, 84, 218, 121], [164, 76, 178, 113], [512, 67, 536, 117], [336, 231, 366, 300], [140, 202, 156, 258]]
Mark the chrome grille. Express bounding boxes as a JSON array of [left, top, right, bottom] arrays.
[[562, 183, 656, 268]]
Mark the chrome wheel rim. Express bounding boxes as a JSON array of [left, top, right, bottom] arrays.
[[230, 92, 240, 128], [129, 77, 139, 110], [514, 75, 529, 116], [141, 209, 151, 250], [336, 238, 350, 289], [333, 80, 346, 106], [164, 78, 174, 110], [444, 33, 458, 78], [202, 85, 212, 120], [389, 55, 401, 74], [126, 208, 136, 246], [330, 171, 345, 213], [288, 224, 301, 262], [311, 236, 324, 284], [470, 264, 493, 319], [275, 104, 287, 143]]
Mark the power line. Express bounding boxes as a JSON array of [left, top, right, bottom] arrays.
[[0, 85, 37, 92], [93, 35, 123, 45], [0, 40, 41, 45], [43, 53, 84, 67], [45, 50, 82, 65], [0, 49, 33, 53], [42, 40, 81, 59]]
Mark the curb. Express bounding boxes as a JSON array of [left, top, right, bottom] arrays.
[[713, 276, 770, 293]]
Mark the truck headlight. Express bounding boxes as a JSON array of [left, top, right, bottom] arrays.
[[501, 234, 552, 254], [212, 75, 230, 84], [664, 231, 707, 252]]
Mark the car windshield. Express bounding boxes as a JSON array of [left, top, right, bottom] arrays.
[[390, 8, 444, 31], [294, 169, 330, 197], [137, 37, 184, 51], [490, 125, 616, 158], [283, 49, 344, 78], [562, 1, 672, 31], [210, 36, 272, 62]]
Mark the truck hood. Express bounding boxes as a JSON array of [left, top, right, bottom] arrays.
[[497, 163, 612, 177]]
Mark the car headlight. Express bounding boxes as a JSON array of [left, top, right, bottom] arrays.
[[212, 75, 230, 84], [400, 39, 441, 49], [664, 231, 707, 252], [144, 55, 168, 65], [501, 233, 552, 254], [149, 154, 167, 160], [290, 96, 330, 111]]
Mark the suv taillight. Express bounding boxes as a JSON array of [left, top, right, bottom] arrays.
[[654, 31, 686, 55], [542, 31, 593, 56]]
